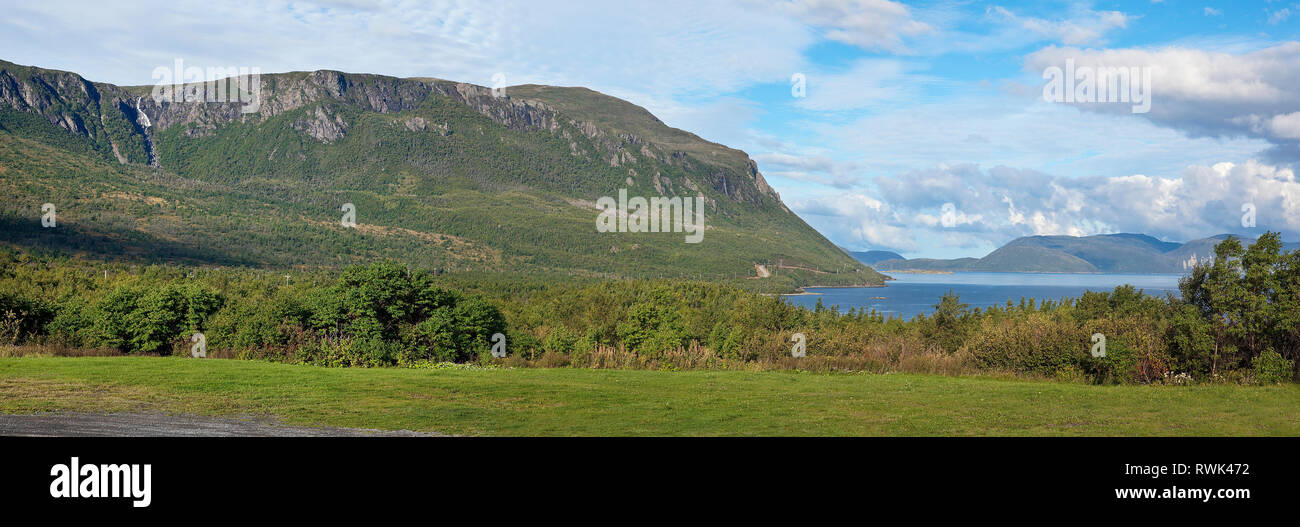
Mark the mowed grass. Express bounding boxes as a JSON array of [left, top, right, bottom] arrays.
[[0, 357, 1297, 436]]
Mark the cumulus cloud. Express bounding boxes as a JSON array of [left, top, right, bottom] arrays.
[[1024, 43, 1300, 161], [788, 192, 918, 250], [792, 160, 1300, 254]]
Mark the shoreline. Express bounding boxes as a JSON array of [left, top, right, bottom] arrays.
[[877, 269, 1187, 275], [782, 282, 887, 296]]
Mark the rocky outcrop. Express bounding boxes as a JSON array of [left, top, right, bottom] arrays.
[[293, 106, 347, 143], [0, 58, 784, 208]]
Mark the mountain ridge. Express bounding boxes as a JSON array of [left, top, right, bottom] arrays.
[[865, 233, 1299, 273], [0, 58, 883, 289]]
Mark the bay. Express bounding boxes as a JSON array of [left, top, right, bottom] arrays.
[[782, 272, 1184, 320]]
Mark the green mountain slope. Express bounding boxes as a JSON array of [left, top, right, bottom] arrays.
[[0, 59, 883, 288], [974, 244, 1098, 272]]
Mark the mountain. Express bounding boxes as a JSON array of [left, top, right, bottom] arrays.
[[0, 59, 883, 288], [849, 250, 904, 266], [874, 233, 1299, 273]]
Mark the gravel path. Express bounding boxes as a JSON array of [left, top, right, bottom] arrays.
[[0, 412, 440, 437]]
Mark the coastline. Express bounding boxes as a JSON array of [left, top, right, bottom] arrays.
[[781, 282, 887, 296]]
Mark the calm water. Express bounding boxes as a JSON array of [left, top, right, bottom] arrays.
[[782, 272, 1183, 319]]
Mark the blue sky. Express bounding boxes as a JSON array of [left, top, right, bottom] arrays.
[[3, 0, 1299, 258]]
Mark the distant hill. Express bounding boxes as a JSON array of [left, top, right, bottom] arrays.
[[0, 58, 883, 288], [849, 250, 904, 266], [873, 233, 1300, 273]]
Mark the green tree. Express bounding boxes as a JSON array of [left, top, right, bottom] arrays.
[[92, 284, 223, 354], [930, 290, 970, 352]]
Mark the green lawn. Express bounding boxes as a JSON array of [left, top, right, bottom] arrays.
[[0, 357, 1296, 436]]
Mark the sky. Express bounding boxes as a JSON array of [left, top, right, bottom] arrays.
[[3, 0, 1299, 258]]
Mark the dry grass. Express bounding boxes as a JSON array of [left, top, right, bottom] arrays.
[[0, 343, 123, 358], [0, 378, 162, 413]]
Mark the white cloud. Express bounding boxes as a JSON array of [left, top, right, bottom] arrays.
[[791, 160, 1300, 256], [791, 91, 1269, 182], [792, 59, 936, 111], [753, 152, 862, 188], [789, 192, 916, 250], [778, 0, 933, 53], [1265, 112, 1300, 139], [989, 5, 1131, 46], [0, 0, 812, 102], [1204, 7, 1222, 17], [1024, 43, 1300, 159], [1269, 8, 1292, 25]]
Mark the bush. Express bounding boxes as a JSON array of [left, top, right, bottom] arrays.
[[1252, 350, 1294, 384], [301, 262, 506, 363], [1166, 303, 1216, 375], [295, 336, 392, 367], [0, 291, 55, 344], [967, 313, 1085, 376], [542, 325, 577, 355], [1090, 339, 1136, 385], [90, 284, 223, 354], [536, 351, 571, 368], [708, 323, 745, 360], [616, 302, 687, 355]]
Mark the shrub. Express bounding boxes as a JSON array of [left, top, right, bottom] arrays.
[[1090, 339, 1136, 385], [536, 351, 570, 368], [1166, 303, 1216, 375], [1252, 350, 1294, 384], [90, 284, 223, 354], [0, 291, 55, 345], [967, 313, 1085, 376], [616, 302, 687, 354], [542, 325, 577, 355]]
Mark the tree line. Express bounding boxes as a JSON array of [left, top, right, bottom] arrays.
[[1, 233, 1295, 384]]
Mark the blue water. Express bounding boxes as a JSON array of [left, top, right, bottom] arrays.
[[782, 272, 1183, 319]]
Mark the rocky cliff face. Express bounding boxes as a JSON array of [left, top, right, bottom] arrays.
[[0, 58, 873, 284], [0, 59, 781, 208]]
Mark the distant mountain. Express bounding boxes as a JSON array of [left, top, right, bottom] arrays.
[[874, 233, 1300, 274], [849, 250, 904, 266], [0, 58, 883, 287]]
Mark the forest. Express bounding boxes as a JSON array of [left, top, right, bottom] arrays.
[[1, 233, 1296, 385]]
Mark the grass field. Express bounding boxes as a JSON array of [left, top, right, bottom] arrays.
[[1, 357, 1297, 436]]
